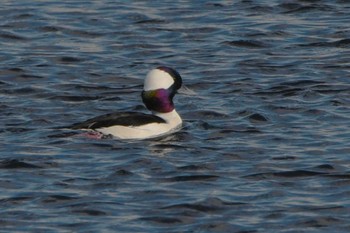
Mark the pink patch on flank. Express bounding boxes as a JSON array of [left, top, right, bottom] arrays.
[[77, 131, 105, 139]]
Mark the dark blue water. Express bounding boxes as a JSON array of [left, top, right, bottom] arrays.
[[1, 1, 350, 232]]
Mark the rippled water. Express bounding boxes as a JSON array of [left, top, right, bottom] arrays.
[[1, 1, 350, 232]]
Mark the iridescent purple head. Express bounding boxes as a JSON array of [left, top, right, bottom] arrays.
[[142, 66, 182, 113]]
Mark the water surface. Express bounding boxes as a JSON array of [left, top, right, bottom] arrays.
[[1, 1, 350, 232]]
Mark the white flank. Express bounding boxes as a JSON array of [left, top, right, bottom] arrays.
[[95, 110, 182, 140]]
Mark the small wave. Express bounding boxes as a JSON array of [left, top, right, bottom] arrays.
[[0, 32, 28, 41], [163, 175, 219, 182], [245, 170, 325, 179], [139, 216, 182, 224], [0, 159, 41, 169], [223, 40, 268, 48], [298, 38, 350, 48], [161, 197, 245, 212]]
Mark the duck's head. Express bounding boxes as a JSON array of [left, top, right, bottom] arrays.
[[142, 66, 182, 113]]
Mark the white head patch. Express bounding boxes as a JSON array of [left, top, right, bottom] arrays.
[[144, 68, 174, 91]]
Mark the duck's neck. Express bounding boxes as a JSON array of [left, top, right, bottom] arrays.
[[142, 89, 174, 113], [154, 109, 182, 126]]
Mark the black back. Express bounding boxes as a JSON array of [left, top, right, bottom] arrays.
[[70, 111, 166, 130]]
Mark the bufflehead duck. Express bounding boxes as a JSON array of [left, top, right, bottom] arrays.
[[71, 66, 183, 140]]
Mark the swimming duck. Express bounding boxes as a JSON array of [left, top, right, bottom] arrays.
[[71, 66, 183, 139]]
